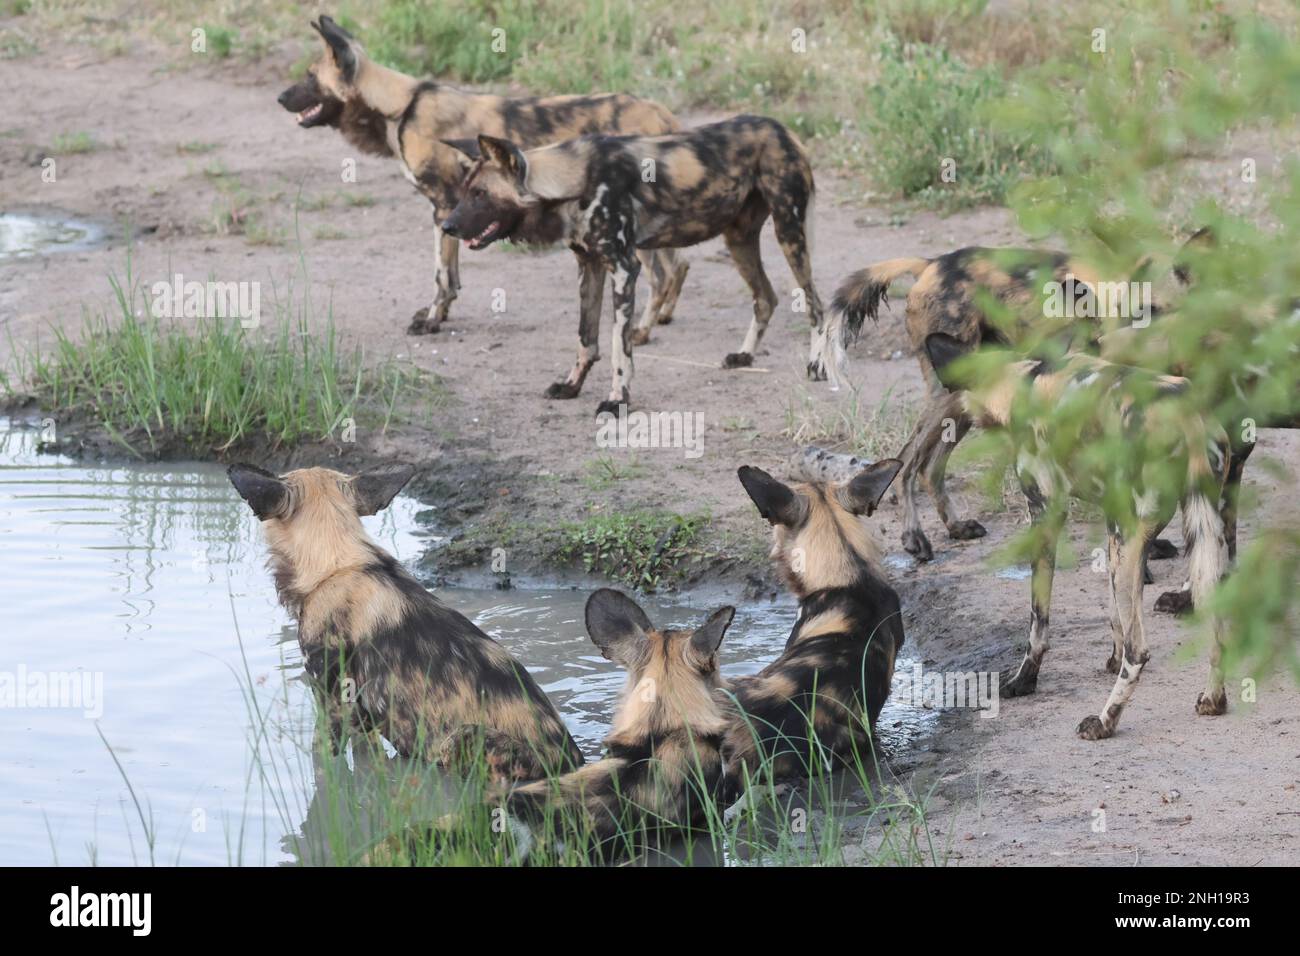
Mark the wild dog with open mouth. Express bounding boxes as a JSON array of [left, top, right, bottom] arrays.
[[924, 333, 1231, 738], [497, 589, 733, 854], [278, 15, 688, 337], [440, 115, 836, 415], [723, 459, 904, 786], [831, 247, 1144, 563], [227, 462, 583, 777]]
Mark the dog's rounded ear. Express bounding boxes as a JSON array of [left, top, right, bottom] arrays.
[[585, 589, 652, 666], [476, 135, 528, 188], [737, 466, 803, 527], [840, 458, 903, 517], [923, 332, 970, 388], [352, 463, 415, 517], [228, 464, 289, 520], [441, 139, 481, 178], [314, 15, 358, 82], [691, 605, 735, 661]]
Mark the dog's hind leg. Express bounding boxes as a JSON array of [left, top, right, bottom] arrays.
[[595, 252, 641, 416], [768, 200, 829, 384], [1078, 522, 1156, 739], [1002, 480, 1065, 699], [546, 251, 604, 400], [899, 392, 956, 561], [653, 249, 690, 325], [721, 221, 777, 370], [920, 403, 985, 541]]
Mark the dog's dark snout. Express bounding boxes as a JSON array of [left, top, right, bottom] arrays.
[[440, 220, 460, 238], [277, 90, 291, 107]]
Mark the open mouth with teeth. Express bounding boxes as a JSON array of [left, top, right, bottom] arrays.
[[297, 103, 325, 125], [467, 221, 502, 249]]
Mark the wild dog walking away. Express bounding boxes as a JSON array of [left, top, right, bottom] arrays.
[[441, 115, 836, 415], [278, 15, 688, 335], [724, 459, 904, 785], [924, 334, 1231, 739], [831, 247, 1138, 563], [226, 462, 583, 777]]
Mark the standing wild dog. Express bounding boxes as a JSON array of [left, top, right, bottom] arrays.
[[440, 115, 836, 415], [724, 459, 905, 786], [831, 247, 1144, 563], [278, 15, 688, 337], [924, 333, 1231, 739], [497, 589, 734, 854], [227, 462, 583, 777]]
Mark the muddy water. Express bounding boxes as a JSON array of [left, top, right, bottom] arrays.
[[0, 418, 929, 865], [0, 212, 106, 259]]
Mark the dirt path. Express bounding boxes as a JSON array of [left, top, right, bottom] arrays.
[[3, 48, 1296, 866]]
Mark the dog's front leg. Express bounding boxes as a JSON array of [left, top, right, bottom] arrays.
[[1002, 478, 1064, 699], [407, 210, 460, 334], [595, 253, 641, 417], [546, 251, 604, 400]]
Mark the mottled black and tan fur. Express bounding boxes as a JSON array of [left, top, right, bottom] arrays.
[[722, 459, 905, 787], [277, 15, 687, 337], [924, 334, 1231, 739], [227, 462, 583, 778], [441, 115, 835, 415]]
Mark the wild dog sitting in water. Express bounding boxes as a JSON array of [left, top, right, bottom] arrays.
[[724, 459, 905, 786], [440, 115, 837, 415], [499, 589, 733, 853], [277, 15, 688, 336], [924, 333, 1231, 738], [227, 462, 583, 777]]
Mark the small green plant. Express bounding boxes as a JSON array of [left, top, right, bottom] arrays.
[[51, 131, 98, 154], [203, 24, 236, 58], [581, 453, 646, 491], [556, 510, 708, 591]]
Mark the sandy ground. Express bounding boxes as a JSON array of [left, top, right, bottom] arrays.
[[2, 47, 1297, 866]]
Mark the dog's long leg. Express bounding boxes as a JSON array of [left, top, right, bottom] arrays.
[[652, 249, 689, 326], [899, 392, 954, 562], [1104, 524, 1125, 674], [921, 405, 986, 542], [407, 212, 460, 334], [1078, 522, 1154, 739], [1002, 480, 1064, 698], [769, 209, 828, 384], [721, 226, 776, 370], [545, 251, 604, 400], [595, 253, 641, 416], [1221, 438, 1253, 561], [630, 249, 669, 347]]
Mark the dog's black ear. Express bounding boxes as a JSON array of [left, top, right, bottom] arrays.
[[314, 15, 358, 83], [476, 135, 528, 187], [352, 463, 415, 516], [228, 464, 289, 520], [737, 466, 804, 527], [924, 332, 970, 387], [585, 588, 652, 666], [441, 138, 481, 161], [840, 458, 902, 517], [691, 605, 735, 660]]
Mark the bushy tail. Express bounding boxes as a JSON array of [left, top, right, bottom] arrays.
[[1181, 423, 1228, 613], [830, 257, 931, 344]]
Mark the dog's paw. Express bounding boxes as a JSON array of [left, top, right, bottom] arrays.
[[656, 313, 674, 326], [1153, 589, 1194, 616], [1000, 671, 1038, 698], [630, 328, 653, 347], [901, 528, 934, 563], [1148, 537, 1179, 560], [1075, 715, 1112, 740], [544, 381, 581, 400], [1195, 690, 1228, 716], [406, 308, 440, 335], [946, 519, 987, 541], [1104, 653, 1121, 675], [595, 399, 627, 418], [723, 352, 754, 369], [806, 359, 827, 381]]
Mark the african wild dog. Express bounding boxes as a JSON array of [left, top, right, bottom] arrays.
[[831, 247, 1143, 564], [227, 462, 583, 778], [440, 116, 837, 415], [723, 459, 904, 787], [497, 589, 734, 854], [924, 333, 1231, 738], [278, 15, 689, 337]]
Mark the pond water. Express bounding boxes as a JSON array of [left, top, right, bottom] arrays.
[[0, 212, 106, 260], [0, 418, 930, 866]]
